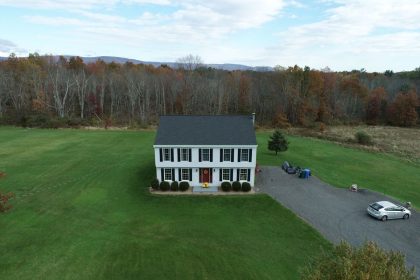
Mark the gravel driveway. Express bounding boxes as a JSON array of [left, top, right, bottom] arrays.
[[256, 166, 420, 278]]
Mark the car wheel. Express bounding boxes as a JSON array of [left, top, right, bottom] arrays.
[[381, 215, 388, 221], [403, 214, 409, 220]]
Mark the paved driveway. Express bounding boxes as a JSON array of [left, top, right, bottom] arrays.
[[256, 166, 420, 278]]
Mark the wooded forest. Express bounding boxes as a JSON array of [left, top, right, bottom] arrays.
[[0, 53, 419, 128]]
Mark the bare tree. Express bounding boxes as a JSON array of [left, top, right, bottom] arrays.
[[176, 54, 203, 71], [48, 60, 75, 118]]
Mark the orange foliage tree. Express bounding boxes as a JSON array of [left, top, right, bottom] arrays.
[[387, 90, 419, 127]]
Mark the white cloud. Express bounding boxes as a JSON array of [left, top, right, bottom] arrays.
[[0, 0, 170, 10], [0, 38, 27, 55], [269, 0, 420, 71], [20, 0, 286, 44]]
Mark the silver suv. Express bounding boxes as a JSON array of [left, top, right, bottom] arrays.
[[367, 201, 411, 221]]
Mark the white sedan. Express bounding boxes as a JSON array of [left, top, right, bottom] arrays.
[[367, 201, 411, 221]]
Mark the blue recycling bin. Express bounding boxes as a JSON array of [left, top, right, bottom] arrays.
[[300, 169, 311, 179]]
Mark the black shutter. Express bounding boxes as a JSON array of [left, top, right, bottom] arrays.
[[238, 149, 241, 162], [210, 149, 213, 162], [178, 169, 181, 181], [231, 149, 234, 162], [189, 149, 192, 162], [230, 169, 233, 181], [172, 169, 175, 181], [159, 148, 163, 162], [161, 169, 164, 181], [210, 169, 213, 183], [220, 149, 223, 162], [189, 169, 192, 181], [247, 169, 250, 182], [199, 149, 202, 162], [219, 169, 222, 181], [237, 169, 240, 181], [249, 149, 252, 162], [177, 148, 181, 162], [171, 149, 174, 162]]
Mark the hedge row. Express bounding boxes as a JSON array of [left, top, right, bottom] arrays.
[[221, 181, 251, 192], [150, 179, 190, 192], [150, 179, 251, 192]]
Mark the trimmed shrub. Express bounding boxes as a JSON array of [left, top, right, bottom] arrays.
[[241, 182, 251, 192], [159, 181, 170, 191], [179, 181, 190, 192], [232, 181, 241, 192], [355, 131, 373, 145], [150, 178, 159, 190], [170, 181, 179, 191], [221, 181, 232, 192]]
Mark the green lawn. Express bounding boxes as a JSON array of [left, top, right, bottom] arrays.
[[257, 132, 420, 208], [0, 127, 329, 280]]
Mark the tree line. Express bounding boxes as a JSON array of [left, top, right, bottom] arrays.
[[0, 53, 419, 128]]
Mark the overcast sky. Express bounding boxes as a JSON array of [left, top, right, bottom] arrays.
[[0, 0, 420, 71]]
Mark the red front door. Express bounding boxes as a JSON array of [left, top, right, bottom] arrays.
[[200, 168, 212, 183]]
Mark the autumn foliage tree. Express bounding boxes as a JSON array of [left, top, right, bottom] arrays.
[[366, 87, 387, 125], [387, 90, 419, 127], [0, 53, 420, 128]]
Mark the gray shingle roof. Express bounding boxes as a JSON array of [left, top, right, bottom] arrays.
[[154, 115, 257, 145]]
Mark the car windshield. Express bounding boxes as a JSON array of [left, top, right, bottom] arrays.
[[370, 203, 384, 211]]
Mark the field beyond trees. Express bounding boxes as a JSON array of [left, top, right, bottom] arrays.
[[0, 127, 329, 280]]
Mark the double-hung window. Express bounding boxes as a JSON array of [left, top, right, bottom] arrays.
[[240, 149, 249, 162], [180, 148, 189, 161], [181, 169, 190, 181], [163, 148, 171, 161], [223, 149, 231, 161], [202, 149, 210, 161], [222, 169, 231, 181], [164, 168, 173, 180], [239, 169, 248, 181]]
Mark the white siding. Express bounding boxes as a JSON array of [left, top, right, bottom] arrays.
[[154, 146, 257, 187]]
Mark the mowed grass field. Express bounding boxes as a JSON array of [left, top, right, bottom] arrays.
[[0, 127, 329, 280], [257, 132, 420, 208]]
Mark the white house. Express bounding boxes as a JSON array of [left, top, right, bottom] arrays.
[[153, 115, 258, 192]]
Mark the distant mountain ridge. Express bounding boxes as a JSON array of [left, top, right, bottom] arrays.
[[0, 55, 273, 72]]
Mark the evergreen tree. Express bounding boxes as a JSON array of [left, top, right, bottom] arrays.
[[268, 130, 288, 155]]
